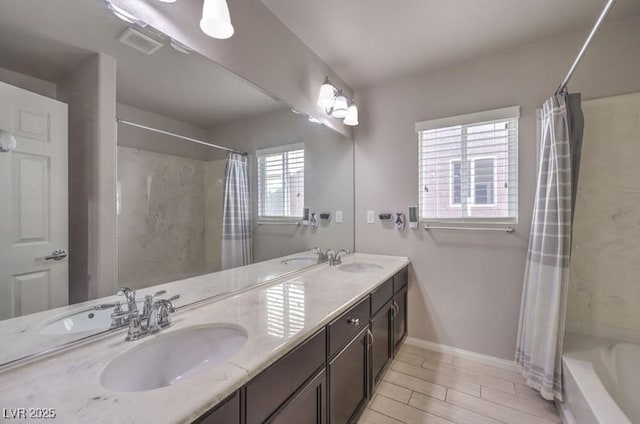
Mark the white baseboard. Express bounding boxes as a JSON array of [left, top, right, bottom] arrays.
[[556, 400, 577, 424], [405, 337, 518, 373]]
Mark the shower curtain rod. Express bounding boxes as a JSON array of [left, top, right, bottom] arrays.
[[116, 119, 247, 156], [555, 0, 617, 95]]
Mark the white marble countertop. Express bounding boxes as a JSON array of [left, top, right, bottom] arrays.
[[0, 253, 409, 424], [0, 251, 322, 365]]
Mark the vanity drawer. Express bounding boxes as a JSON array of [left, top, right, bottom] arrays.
[[245, 328, 326, 424], [370, 278, 393, 315], [328, 297, 370, 357], [393, 267, 408, 293]]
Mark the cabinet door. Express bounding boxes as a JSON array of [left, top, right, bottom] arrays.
[[393, 286, 408, 356], [269, 369, 326, 424], [194, 391, 240, 424], [246, 329, 326, 424], [329, 327, 369, 424], [371, 301, 393, 390]]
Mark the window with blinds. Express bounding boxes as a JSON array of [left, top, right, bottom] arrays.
[[256, 143, 305, 219], [416, 106, 519, 222]]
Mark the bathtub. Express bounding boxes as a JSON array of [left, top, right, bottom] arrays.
[[561, 335, 639, 424]]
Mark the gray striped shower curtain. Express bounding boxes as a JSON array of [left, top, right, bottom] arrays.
[[221, 152, 253, 270], [516, 93, 583, 401]]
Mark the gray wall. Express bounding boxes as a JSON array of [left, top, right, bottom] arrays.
[[210, 109, 354, 261], [116, 103, 211, 161], [353, 16, 640, 359], [0, 66, 57, 98], [57, 53, 117, 303]]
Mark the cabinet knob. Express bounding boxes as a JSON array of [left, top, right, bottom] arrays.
[[347, 317, 360, 326]]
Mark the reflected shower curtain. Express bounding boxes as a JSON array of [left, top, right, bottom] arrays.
[[221, 152, 253, 270], [516, 93, 583, 401]]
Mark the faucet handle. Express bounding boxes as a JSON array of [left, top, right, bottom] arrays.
[[329, 249, 350, 266], [94, 302, 120, 311], [142, 291, 174, 317], [336, 249, 350, 260], [148, 298, 178, 331]]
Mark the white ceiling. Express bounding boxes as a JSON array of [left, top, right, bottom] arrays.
[[262, 0, 640, 89], [0, 0, 283, 128]]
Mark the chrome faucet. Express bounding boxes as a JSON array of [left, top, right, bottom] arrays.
[[310, 247, 330, 264], [329, 249, 351, 266], [107, 288, 168, 330], [110, 287, 180, 341], [116, 287, 138, 315]]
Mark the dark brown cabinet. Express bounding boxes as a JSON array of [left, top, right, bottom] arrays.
[[245, 329, 326, 424], [328, 327, 370, 424], [194, 391, 240, 424], [193, 267, 408, 424], [269, 369, 326, 424], [392, 286, 408, 356], [370, 300, 393, 389]]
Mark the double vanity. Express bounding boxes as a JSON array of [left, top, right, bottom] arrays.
[[0, 253, 409, 424]]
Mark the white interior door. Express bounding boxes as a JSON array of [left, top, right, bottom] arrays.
[[0, 81, 68, 320]]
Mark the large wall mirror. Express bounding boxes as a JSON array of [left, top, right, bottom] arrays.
[[0, 0, 354, 365]]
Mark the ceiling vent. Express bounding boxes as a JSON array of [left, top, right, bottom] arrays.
[[117, 27, 163, 55]]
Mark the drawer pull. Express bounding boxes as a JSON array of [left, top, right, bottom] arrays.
[[347, 317, 360, 326]]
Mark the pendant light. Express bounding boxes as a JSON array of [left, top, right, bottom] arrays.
[[200, 0, 234, 39]]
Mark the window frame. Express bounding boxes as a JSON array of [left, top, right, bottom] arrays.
[[416, 106, 519, 224], [256, 142, 305, 221]]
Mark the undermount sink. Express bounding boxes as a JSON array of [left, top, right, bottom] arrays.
[[339, 263, 383, 273], [281, 257, 318, 266], [100, 325, 248, 392], [39, 302, 141, 336]]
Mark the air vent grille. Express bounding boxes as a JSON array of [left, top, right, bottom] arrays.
[[117, 27, 163, 55]]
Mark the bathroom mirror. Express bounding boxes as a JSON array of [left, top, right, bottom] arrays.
[[0, 0, 353, 365]]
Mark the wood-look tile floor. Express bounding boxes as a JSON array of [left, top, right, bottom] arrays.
[[358, 344, 560, 424]]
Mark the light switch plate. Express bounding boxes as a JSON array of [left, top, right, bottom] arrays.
[[335, 211, 343, 223], [367, 210, 375, 224]]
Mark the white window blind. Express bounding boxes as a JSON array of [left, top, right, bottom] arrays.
[[257, 143, 305, 219], [416, 106, 519, 222]]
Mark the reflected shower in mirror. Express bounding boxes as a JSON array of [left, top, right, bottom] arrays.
[[0, 0, 353, 366]]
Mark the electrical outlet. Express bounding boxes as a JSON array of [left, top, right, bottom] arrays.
[[367, 210, 375, 224], [335, 211, 343, 223]]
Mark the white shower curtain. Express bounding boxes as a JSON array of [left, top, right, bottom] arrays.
[[221, 152, 253, 270], [516, 93, 583, 401]]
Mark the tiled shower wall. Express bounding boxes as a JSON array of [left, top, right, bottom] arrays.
[[567, 92, 640, 343], [117, 147, 225, 289]]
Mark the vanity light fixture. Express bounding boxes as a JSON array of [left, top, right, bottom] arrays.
[[200, 0, 235, 39], [331, 94, 349, 119], [317, 77, 359, 126], [344, 103, 359, 126]]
